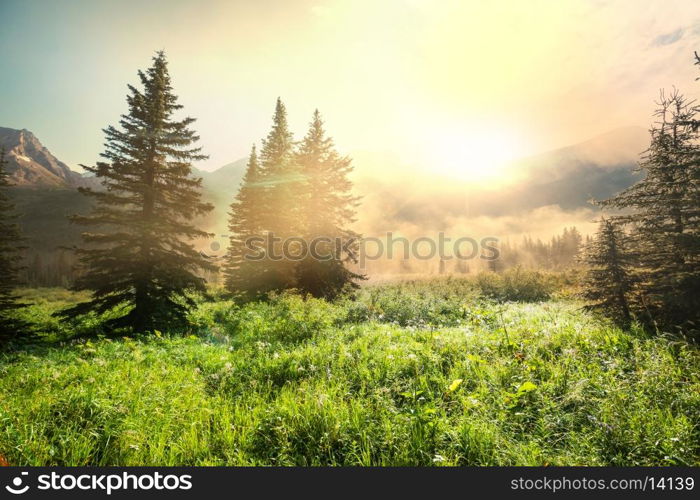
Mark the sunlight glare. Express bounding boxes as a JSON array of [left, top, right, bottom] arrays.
[[428, 126, 525, 185]]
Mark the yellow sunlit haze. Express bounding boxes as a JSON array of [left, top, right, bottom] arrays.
[[293, 0, 582, 183], [427, 123, 525, 185], [4, 0, 700, 183], [194, 0, 691, 187]]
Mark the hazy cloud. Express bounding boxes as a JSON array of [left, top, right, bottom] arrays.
[[652, 28, 685, 47]]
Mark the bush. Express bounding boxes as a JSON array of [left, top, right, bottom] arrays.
[[475, 268, 554, 302], [232, 293, 340, 345], [339, 279, 474, 327]]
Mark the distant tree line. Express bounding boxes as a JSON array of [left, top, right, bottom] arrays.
[[20, 251, 77, 288], [496, 227, 586, 271], [5, 187, 94, 289]]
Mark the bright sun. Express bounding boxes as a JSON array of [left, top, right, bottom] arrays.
[[429, 127, 525, 185]]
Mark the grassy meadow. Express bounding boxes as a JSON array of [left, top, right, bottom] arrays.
[[1, 271, 698, 466]]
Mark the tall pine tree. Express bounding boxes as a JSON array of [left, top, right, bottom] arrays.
[[62, 52, 214, 332], [224, 145, 267, 298], [294, 110, 364, 298], [0, 147, 26, 343], [582, 218, 635, 325], [255, 98, 303, 293]]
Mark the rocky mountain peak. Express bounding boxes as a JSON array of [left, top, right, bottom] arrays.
[[0, 126, 89, 188]]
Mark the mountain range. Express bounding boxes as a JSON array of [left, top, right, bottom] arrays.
[[0, 125, 649, 211], [0, 125, 650, 249]]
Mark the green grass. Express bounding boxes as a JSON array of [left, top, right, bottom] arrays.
[[0, 277, 698, 466]]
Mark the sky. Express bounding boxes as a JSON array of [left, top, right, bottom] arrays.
[[2, 0, 700, 175]]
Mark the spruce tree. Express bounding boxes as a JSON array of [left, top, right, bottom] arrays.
[[294, 110, 364, 298], [582, 218, 635, 325], [62, 52, 214, 332], [601, 89, 700, 326], [224, 145, 267, 298], [0, 147, 26, 343], [256, 98, 302, 293]]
